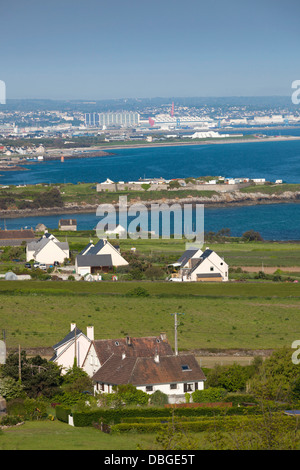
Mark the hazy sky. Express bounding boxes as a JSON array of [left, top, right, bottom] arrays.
[[1, 0, 299, 99]]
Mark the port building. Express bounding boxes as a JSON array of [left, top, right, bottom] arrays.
[[85, 112, 140, 128]]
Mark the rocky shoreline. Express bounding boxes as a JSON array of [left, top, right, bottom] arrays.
[[1, 189, 300, 219]]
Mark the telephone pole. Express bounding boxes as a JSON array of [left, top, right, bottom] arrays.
[[18, 344, 22, 382], [171, 312, 184, 356]]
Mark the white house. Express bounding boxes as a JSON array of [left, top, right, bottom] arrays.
[[50, 323, 94, 374], [26, 231, 69, 264], [105, 224, 127, 237], [92, 353, 206, 403], [75, 238, 128, 277], [170, 247, 228, 282]]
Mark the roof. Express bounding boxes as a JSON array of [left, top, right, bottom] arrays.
[[92, 354, 206, 386], [176, 249, 199, 267], [0, 229, 35, 240], [76, 254, 113, 267], [92, 335, 173, 365], [189, 249, 214, 274], [200, 249, 213, 260], [79, 242, 93, 255], [59, 219, 77, 226], [196, 273, 222, 278], [27, 238, 69, 255], [52, 327, 83, 351]]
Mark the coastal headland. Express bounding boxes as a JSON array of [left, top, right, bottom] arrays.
[[0, 182, 300, 218]]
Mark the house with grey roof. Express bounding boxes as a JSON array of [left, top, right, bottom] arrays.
[[170, 247, 228, 282], [75, 238, 128, 277], [26, 231, 69, 264], [50, 323, 94, 374]]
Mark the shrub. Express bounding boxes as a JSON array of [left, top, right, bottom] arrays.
[[0, 415, 24, 426], [192, 387, 227, 403], [126, 287, 149, 297], [55, 405, 71, 423], [149, 390, 169, 407]]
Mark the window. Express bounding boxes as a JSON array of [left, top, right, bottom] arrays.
[[170, 383, 177, 390], [210, 266, 214, 271], [184, 383, 194, 392], [181, 365, 190, 371], [146, 385, 153, 392]]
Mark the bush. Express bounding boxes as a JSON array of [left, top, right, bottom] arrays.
[[55, 405, 71, 423], [149, 390, 169, 407], [0, 415, 24, 426], [192, 387, 227, 403], [125, 287, 149, 297]]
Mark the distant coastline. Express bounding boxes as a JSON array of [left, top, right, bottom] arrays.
[[1, 190, 300, 219], [66, 134, 300, 153]]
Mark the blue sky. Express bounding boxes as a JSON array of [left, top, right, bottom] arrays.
[[0, 0, 299, 99]]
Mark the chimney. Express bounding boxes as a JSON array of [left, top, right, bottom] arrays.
[[154, 352, 160, 363], [160, 332, 167, 341], [122, 352, 126, 360], [86, 326, 94, 341], [70, 322, 76, 331], [126, 336, 132, 346]]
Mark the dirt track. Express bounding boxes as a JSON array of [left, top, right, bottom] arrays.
[[237, 266, 300, 273]]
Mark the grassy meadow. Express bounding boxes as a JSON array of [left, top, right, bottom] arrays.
[[0, 279, 299, 352]]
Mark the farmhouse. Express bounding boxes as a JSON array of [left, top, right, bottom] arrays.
[[0, 228, 36, 246], [83, 334, 173, 377], [170, 247, 228, 282], [59, 219, 77, 231], [92, 353, 206, 403], [50, 323, 94, 374], [26, 231, 69, 264], [75, 238, 128, 277]]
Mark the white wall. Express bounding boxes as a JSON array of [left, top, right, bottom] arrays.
[[54, 334, 91, 374], [190, 252, 228, 282], [93, 380, 205, 401], [83, 344, 101, 377], [98, 243, 128, 266]]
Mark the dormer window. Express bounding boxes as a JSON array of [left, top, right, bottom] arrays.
[[115, 341, 119, 346]]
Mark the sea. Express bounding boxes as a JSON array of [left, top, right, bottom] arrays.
[[1, 127, 300, 241]]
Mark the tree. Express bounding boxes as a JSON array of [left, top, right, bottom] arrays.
[[62, 364, 93, 394], [155, 412, 199, 450], [207, 401, 300, 450], [0, 376, 25, 400], [206, 363, 253, 392], [144, 266, 165, 280], [1, 352, 62, 398], [242, 230, 264, 242], [248, 348, 300, 402]]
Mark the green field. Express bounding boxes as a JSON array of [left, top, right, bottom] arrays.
[[1, 279, 299, 352], [0, 420, 157, 450]]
